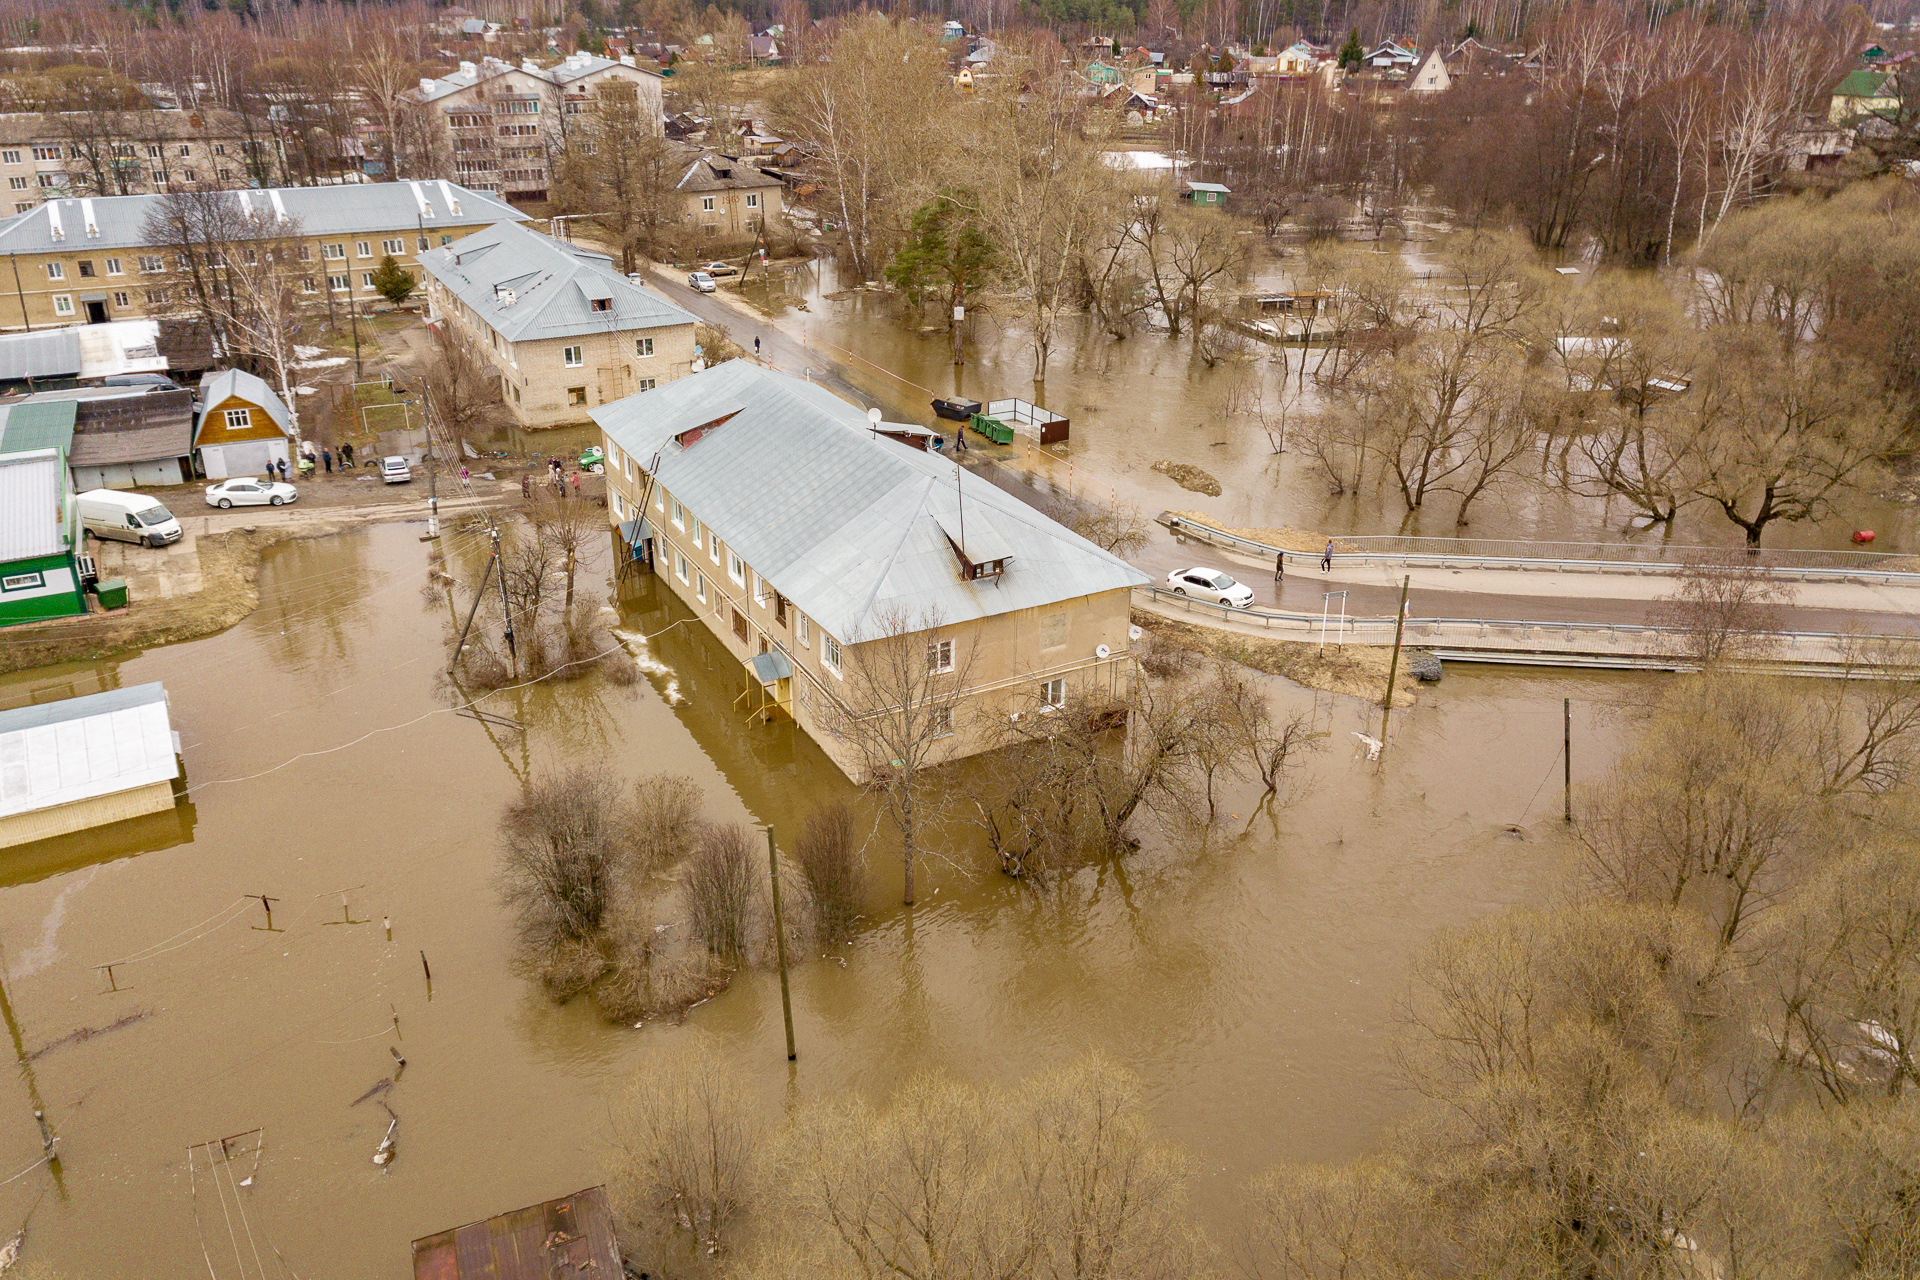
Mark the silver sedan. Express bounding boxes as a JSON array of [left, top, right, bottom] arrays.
[[206, 477, 299, 508]]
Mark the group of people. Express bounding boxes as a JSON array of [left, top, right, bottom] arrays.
[[288, 441, 356, 480], [522, 457, 582, 500]]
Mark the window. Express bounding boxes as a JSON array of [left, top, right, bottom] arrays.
[[44, 263, 61, 280], [12, 203, 30, 214], [589, 297, 611, 312], [146, 144, 161, 159], [181, 169, 195, 182], [1041, 678, 1066, 709], [361, 272, 375, 290], [669, 496, 683, 528], [112, 291, 128, 308], [691, 522, 703, 551], [563, 345, 582, 367], [104, 258, 121, 274], [301, 277, 316, 293], [752, 572, 766, 605], [322, 243, 344, 259], [418, 235, 430, 251], [731, 609, 748, 642], [52, 294, 72, 316], [6, 178, 22, 191], [149, 170, 164, 183], [36, 174, 58, 189], [931, 706, 954, 737], [656, 486, 666, 512], [700, 196, 714, 212], [635, 336, 653, 357], [178, 143, 191, 157], [440, 235, 453, 246], [218, 170, 231, 180], [382, 238, 403, 254], [638, 378, 656, 391], [927, 639, 953, 674], [822, 632, 841, 676], [297, 245, 311, 262], [145, 288, 167, 303], [215, 144, 227, 156], [77, 261, 94, 278], [31, 146, 58, 161], [224, 408, 251, 430], [695, 572, 708, 604], [328, 275, 349, 292], [746, 193, 759, 208], [567, 386, 587, 407], [113, 144, 134, 158], [675, 550, 688, 582], [138, 255, 162, 273], [1, 571, 45, 592], [798, 614, 810, 646], [355, 240, 371, 258], [727, 550, 745, 586], [0, 151, 17, 164]]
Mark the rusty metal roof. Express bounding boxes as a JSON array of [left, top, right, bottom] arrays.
[[411, 1185, 622, 1280]]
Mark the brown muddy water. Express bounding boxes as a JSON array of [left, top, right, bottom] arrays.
[[0, 520, 1639, 1277], [739, 255, 1918, 555]]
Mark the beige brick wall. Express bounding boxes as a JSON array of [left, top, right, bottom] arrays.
[[600, 445, 1136, 780], [0, 779, 178, 850]]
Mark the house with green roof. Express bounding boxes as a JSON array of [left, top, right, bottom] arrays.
[[0, 448, 86, 626], [1830, 69, 1900, 125]]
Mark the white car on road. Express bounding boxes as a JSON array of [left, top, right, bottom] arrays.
[[1166, 566, 1254, 608], [206, 477, 298, 508], [687, 271, 717, 293]]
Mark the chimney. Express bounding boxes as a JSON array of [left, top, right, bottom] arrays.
[[458, 60, 476, 76], [420, 78, 436, 94]]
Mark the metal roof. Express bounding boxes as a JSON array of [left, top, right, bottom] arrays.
[[0, 401, 76, 456], [416, 221, 696, 345], [0, 181, 521, 256], [1184, 181, 1232, 193], [196, 370, 291, 440], [0, 449, 65, 562], [69, 388, 194, 467], [0, 683, 178, 821], [0, 330, 81, 382], [414, 52, 658, 103], [592, 363, 1148, 643], [411, 1185, 621, 1280]]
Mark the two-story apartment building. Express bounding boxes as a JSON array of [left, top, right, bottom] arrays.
[[0, 110, 269, 210], [670, 147, 785, 246], [592, 362, 1148, 780], [416, 220, 697, 429], [408, 52, 665, 201], [0, 180, 524, 331]]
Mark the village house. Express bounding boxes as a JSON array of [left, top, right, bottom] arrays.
[[1829, 69, 1901, 125], [591, 362, 1147, 781], [406, 53, 664, 201], [0, 446, 86, 626], [194, 370, 294, 479], [0, 683, 183, 848], [670, 147, 785, 245], [0, 109, 269, 210], [0, 180, 523, 332], [416, 220, 697, 430], [3, 385, 196, 490]]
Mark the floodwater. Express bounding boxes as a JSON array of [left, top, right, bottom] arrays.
[[0, 520, 1642, 1276], [734, 253, 1918, 556]]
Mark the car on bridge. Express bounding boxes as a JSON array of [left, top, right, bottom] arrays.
[[1167, 567, 1253, 608]]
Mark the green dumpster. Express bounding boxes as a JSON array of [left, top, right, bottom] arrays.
[[95, 579, 128, 611], [969, 413, 1013, 445]]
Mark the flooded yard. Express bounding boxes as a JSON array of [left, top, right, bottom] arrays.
[[0, 519, 1645, 1275]]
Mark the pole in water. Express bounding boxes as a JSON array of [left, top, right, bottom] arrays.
[[419, 950, 433, 1001], [246, 894, 282, 932], [766, 826, 797, 1062], [1563, 697, 1573, 823], [1377, 576, 1411, 755]]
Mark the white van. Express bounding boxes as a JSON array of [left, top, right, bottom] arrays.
[[76, 489, 184, 548], [380, 455, 412, 484]]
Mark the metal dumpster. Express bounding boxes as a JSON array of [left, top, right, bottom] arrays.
[[969, 413, 1013, 445], [95, 579, 128, 611]]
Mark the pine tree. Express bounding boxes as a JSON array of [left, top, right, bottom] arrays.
[[1339, 29, 1364, 69], [369, 255, 416, 305]]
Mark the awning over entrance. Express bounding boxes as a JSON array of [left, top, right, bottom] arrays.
[[748, 649, 792, 685], [616, 517, 652, 553]]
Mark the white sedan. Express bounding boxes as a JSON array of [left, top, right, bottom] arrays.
[[1166, 566, 1254, 608], [206, 477, 299, 508]]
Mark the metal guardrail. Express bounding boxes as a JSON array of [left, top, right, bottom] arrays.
[[1157, 515, 1920, 586]]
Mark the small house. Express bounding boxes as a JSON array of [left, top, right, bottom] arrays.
[[0, 683, 182, 849], [194, 370, 294, 480], [1407, 47, 1450, 92], [1181, 180, 1231, 207], [0, 448, 87, 627], [1830, 70, 1900, 125], [412, 1186, 622, 1280]]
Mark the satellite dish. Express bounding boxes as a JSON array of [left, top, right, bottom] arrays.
[[868, 407, 882, 426], [1128, 626, 1142, 641], [1095, 643, 1111, 659]]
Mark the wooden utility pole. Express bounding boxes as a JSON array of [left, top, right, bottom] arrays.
[[766, 827, 796, 1062], [1563, 698, 1573, 823], [246, 894, 282, 932], [1377, 575, 1410, 753]]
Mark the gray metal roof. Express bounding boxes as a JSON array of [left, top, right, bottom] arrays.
[[0, 682, 179, 821], [416, 222, 696, 345], [591, 363, 1148, 643], [0, 449, 66, 562], [69, 388, 194, 466], [196, 370, 291, 440], [0, 330, 81, 382], [415, 52, 659, 103], [0, 181, 521, 256]]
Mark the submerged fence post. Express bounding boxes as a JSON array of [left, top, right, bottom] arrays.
[[766, 826, 797, 1062]]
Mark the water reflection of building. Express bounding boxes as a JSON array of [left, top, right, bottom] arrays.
[[594, 362, 1147, 781]]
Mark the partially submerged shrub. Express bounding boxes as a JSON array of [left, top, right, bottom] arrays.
[[796, 802, 863, 943], [685, 823, 757, 963]]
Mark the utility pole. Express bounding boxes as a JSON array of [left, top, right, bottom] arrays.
[[246, 894, 282, 932], [420, 384, 439, 541], [1563, 698, 1573, 823], [1377, 575, 1410, 754], [495, 524, 515, 678], [766, 827, 796, 1062]]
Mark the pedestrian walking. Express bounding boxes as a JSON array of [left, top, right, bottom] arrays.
[[1274, 550, 1284, 581], [460, 465, 470, 484], [754, 336, 761, 359], [521, 473, 531, 499], [276, 457, 289, 482], [569, 471, 580, 495], [322, 448, 333, 474], [1320, 540, 1333, 573]]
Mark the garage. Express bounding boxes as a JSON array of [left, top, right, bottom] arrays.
[[199, 437, 286, 480]]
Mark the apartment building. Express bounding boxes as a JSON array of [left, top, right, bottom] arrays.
[[592, 361, 1147, 781], [0, 110, 269, 211], [0, 180, 525, 332], [416, 220, 696, 429], [671, 147, 784, 245], [408, 52, 664, 201]]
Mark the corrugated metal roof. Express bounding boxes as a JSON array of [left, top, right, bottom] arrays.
[[416, 221, 696, 345], [415, 52, 658, 103], [0, 683, 178, 820], [196, 370, 291, 440], [592, 363, 1147, 643], [69, 388, 193, 466], [0, 449, 65, 562], [0, 330, 81, 382], [0, 182, 522, 256], [0, 401, 76, 456], [411, 1185, 622, 1280]]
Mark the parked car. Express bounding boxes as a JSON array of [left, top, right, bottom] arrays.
[[206, 477, 298, 508], [76, 489, 184, 546], [381, 455, 412, 484], [1166, 567, 1254, 608], [701, 261, 737, 277], [100, 373, 182, 391], [687, 271, 717, 293]]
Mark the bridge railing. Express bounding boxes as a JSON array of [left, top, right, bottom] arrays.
[[1157, 516, 1920, 585]]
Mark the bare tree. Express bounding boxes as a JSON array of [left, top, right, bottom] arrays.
[[417, 321, 506, 450], [497, 769, 626, 950], [795, 801, 863, 944], [1650, 552, 1793, 667], [683, 823, 757, 963]]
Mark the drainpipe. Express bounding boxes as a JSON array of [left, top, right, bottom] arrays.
[[10, 253, 31, 332]]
